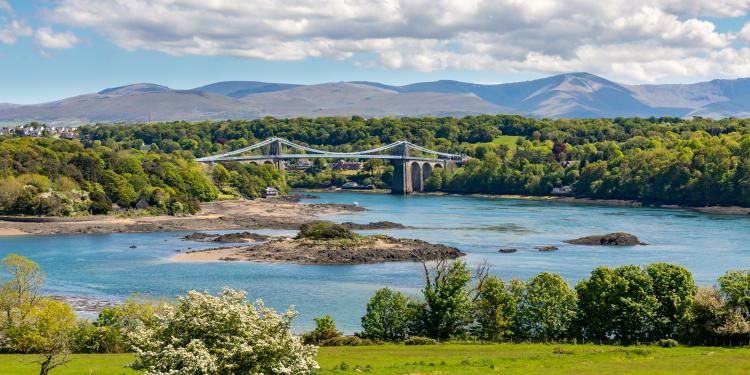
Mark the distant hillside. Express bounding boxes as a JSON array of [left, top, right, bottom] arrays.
[[2, 73, 750, 125]]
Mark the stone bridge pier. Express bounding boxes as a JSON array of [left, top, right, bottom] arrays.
[[391, 159, 449, 194]]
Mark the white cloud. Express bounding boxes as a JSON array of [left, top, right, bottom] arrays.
[[34, 27, 78, 49], [741, 22, 750, 42], [0, 19, 31, 44], [42, 0, 750, 83]]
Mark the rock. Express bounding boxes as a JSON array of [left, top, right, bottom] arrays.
[[340, 221, 407, 230], [535, 245, 559, 252], [182, 231, 271, 243], [498, 248, 518, 253], [129, 245, 137, 248], [564, 232, 645, 246]]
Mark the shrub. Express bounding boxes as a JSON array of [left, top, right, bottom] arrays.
[[656, 338, 679, 348], [404, 336, 438, 345], [297, 222, 358, 241], [360, 288, 415, 342], [127, 288, 318, 375], [302, 315, 342, 345], [320, 336, 377, 346]]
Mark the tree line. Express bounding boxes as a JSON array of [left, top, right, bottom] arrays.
[[0, 137, 286, 216], [79, 115, 750, 207]]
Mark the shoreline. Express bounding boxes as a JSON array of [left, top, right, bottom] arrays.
[[413, 192, 750, 216], [0, 199, 362, 237]]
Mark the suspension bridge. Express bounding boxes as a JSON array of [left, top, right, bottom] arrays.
[[196, 137, 468, 194]]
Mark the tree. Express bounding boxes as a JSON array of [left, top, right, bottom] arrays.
[[6, 298, 77, 375], [211, 164, 230, 189], [360, 288, 413, 342], [472, 276, 518, 341], [128, 288, 318, 375], [518, 272, 577, 340], [576, 265, 658, 343], [718, 270, 750, 318], [0, 253, 45, 330], [302, 315, 341, 344], [647, 263, 697, 339], [420, 259, 473, 340]]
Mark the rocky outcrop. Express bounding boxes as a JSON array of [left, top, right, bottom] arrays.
[[183, 231, 271, 243], [340, 221, 407, 230], [535, 245, 559, 252], [498, 248, 518, 253], [564, 232, 645, 246], [176, 235, 464, 264]]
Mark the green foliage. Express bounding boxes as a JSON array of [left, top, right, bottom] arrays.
[[0, 253, 45, 330], [5, 298, 77, 375], [517, 272, 577, 340], [297, 222, 359, 241], [403, 336, 438, 345], [303, 315, 342, 345], [419, 259, 473, 340], [576, 266, 658, 343], [656, 338, 679, 348], [319, 336, 377, 347], [647, 263, 697, 339], [718, 270, 750, 318], [472, 276, 519, 341], [360, 288, 414, 342], [0, 138, 221, 216]]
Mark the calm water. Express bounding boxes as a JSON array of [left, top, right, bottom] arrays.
[[1, 192, 749, 332]]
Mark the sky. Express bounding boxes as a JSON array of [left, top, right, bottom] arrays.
[[2, 1, 750, 104]]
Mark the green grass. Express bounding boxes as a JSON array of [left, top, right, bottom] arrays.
[[2, 344, 750, 374]]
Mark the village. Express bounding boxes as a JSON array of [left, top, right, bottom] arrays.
[[0, 123, 79, 139]]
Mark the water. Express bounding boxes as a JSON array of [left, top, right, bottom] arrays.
[[1, 192, 749, 333]]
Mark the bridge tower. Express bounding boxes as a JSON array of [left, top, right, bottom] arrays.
[[391, 142, 412, 194], [269, 138, 286, 171]]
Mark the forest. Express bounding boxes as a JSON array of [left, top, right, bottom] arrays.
[[1, 114, 750, 216]]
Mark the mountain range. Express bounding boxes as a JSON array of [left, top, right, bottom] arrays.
[[3, 72, 750, 125]]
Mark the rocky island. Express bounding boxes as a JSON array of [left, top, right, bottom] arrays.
[[565, 232, 645, 246], [173, 223, 464, 264]]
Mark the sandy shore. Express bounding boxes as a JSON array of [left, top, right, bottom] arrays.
[[173, 236, 464, 264], [0, 199, 362, 236]]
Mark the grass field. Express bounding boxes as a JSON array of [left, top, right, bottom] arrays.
[[2, 344, 750, 374], [462, 135, 521, 152]]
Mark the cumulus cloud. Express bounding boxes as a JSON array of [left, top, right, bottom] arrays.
[[42, 0, 750, 82], [0, 19, 31, 44], [34, 27, 78, 49]]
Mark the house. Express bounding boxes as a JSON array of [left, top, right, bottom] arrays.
[[331, 160, 363, 171], [135, 197, 151, 209], [263, 186, 279, 198], [551, 185, 573, 195]]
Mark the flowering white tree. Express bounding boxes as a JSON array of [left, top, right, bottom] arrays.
[[127, 288, 318, 375]]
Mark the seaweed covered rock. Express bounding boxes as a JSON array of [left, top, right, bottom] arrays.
[[565, 232, 645, 246]]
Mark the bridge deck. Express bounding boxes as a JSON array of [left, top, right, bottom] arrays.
[[198, 154, 459, 162]]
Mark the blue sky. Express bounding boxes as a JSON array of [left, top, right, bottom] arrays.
[[2, 0, 750, 104]]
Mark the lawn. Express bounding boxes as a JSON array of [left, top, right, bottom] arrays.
[[462, 135, 521, 152], [1, 344, 749, 374]]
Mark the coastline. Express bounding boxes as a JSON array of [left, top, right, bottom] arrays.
[[413, 192, 750, 216], [0, 199, 361, 237]]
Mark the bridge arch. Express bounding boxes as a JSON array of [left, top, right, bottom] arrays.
[[423, 163, 434, 181]]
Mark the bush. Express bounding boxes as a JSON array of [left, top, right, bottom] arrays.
[[360, 288, 415, 342], [302, 315, 342, 345], [297, 222, 358, 241], [656, 338, 679, 348], [320, 336, 377, 346], [404, 336, 438, 345]]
